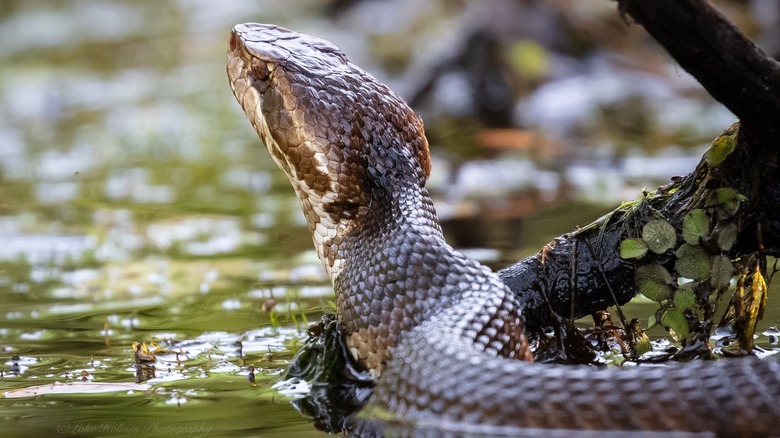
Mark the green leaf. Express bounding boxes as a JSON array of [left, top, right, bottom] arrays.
[[634, 264, 673, 302], [706, 188, 742, 219], [706, 135, 736, 166], [661, 308, 689, 342], [712, 187, 739, 205], [675, 243, 711, 280], [634, 332, 652, 356], [641, 219, 677, 254], [682, 209, 709, 245], [710, 255, 735, 289], [620, 238, 648, 259], [673, 283, 696, 311], [716, 223, 738, 251]]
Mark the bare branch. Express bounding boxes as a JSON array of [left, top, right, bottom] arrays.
[[618, 0, 780, 126]]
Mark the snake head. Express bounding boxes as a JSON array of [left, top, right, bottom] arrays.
[[227, 23, 431, 277]]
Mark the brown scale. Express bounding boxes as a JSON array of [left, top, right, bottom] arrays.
[[227, 22, 780, 435]]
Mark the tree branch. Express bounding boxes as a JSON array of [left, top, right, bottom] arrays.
[[500, 2, 780, 352], [618, 0, 780, 127]]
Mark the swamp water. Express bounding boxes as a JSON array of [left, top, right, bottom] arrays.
[[1, 2, 778, 437]]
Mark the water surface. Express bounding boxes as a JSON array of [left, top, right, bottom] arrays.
[[1, 2, 778, 437]]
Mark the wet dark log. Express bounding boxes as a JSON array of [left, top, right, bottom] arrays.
[[285, 3, 780, 431], [500, 0, 780, 350]]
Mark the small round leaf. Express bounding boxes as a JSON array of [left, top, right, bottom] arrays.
[[642, 219, 677, 254], [620, 238, 648, 259], [647, 314, 657, 329], [710, 255, 735, 289], [661, 308, 689, 342], [634, 264, 673, 302], [675, 243, 711, 280], [716, 223, 738, 252], [706, 188, 742, 219], [673, 283, 696, 311], [682, 209, 709, 245]]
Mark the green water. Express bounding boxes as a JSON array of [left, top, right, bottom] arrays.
[[0, 2, 332, 436], [1, 2, 778, 437]]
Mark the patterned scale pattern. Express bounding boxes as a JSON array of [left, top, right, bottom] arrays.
[[227, 23, 780, 434]]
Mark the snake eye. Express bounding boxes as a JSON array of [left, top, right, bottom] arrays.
[[250, 59, 271, 81]]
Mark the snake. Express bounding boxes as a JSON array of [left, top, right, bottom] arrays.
[[227, 23, 780, 435]]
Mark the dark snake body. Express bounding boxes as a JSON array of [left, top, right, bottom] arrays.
[[227, 23, 780, 435]]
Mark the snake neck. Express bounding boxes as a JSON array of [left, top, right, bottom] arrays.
[[227, 20, 528, 377], [332, 182, 518, 376]]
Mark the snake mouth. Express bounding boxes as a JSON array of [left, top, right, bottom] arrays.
[[227, 36, 330, 190], [227, 25, 303, 187], [227, 23, 435, 282], [227, 24, 358, 280], [226, 30, 264, 136]]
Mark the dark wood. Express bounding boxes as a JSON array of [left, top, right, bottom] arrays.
[[501, 0, 780, 345], [618, 0, 780, 127]]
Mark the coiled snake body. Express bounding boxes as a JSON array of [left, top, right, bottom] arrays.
[[227, 23, 780, 435]]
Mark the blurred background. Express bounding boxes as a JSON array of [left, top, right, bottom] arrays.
[[1, 1, 778, 436]]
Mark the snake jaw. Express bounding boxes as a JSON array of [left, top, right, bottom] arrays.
[[227, 23, 433, 283], [227, 25, 359, 281]]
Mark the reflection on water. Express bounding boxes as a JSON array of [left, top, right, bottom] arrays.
[[1, 1, 778, 437]]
